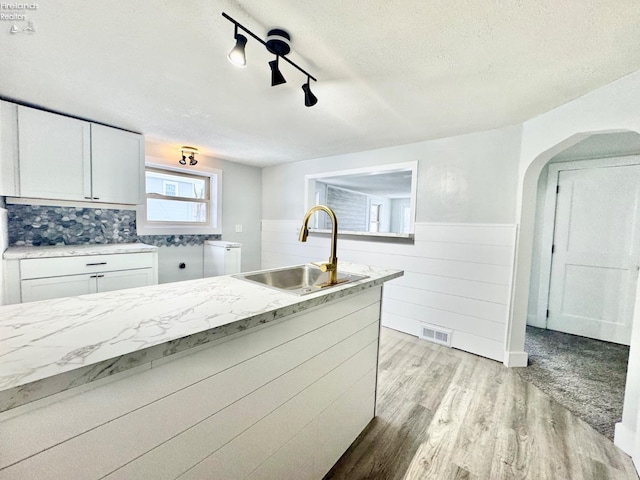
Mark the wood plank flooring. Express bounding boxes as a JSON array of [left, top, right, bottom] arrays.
[[324, 327, 639, 480]]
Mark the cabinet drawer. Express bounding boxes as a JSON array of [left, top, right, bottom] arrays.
[[20, 253, 155, 279]]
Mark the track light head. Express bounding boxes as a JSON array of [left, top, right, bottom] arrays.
[[269, 57, 287, 86], [228, 32, 247, 67], [179, 155, 187, 165], [302, 79, 318, 107]]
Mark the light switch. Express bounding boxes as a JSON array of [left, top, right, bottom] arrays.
[[235, 224, 243, 233]]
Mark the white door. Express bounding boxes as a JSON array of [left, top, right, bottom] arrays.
[[547, 164, 640, 345]]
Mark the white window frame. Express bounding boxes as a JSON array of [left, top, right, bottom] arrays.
[[137, 156, 222, 235], [304, 161, 418, 238]]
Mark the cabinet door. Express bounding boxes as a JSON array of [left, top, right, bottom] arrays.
[[90, 124, 143, 205], [21, 274, 95, 303], [17, 106, 91, 201], [97, 268, 155, 293]]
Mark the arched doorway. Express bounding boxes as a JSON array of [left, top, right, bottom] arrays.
[[508, 129, 640, 452]]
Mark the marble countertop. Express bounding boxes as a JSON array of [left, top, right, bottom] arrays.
[[3, 243, 158, 260], [0, 262, 402, 412]]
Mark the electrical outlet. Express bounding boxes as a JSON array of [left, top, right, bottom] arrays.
[[235, 224, 243, 233]]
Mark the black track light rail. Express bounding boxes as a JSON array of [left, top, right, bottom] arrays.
[[222, 12, 317, 82]]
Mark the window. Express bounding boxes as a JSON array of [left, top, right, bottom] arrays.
[[305, 161, 417, 237], [137, 159, 222, 235]]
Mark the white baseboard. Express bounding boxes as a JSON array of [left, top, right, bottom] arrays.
[[503, 351, 528, 367], [614, 422, 635, 456]]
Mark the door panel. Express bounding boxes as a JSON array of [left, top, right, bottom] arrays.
[[91, 124, 143, 204], [18, 106, 91, 201], [97, 269, 154, 293], [21, 275, 95, 303], [547, 165, 640, 345]]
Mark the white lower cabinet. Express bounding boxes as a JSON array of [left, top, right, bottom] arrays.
[[4, 250, 158, 304], [21, 274, 94, 302], [21, 268, 155, 303]]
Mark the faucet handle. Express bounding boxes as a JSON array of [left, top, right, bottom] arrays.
[[311, 262, 335, 272]]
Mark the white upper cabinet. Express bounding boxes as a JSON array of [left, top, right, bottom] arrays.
[[0, 101, 19, 196], [10, 104, 143, 205], [18, 105, 91, 201], [91, 123, 143, 204]]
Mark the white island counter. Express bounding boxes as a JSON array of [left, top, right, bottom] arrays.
[[0, 262, 402, 480]]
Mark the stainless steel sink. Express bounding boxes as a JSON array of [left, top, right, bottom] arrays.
[[233, 264, 368, 295]]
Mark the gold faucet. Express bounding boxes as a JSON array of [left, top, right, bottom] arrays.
[[299, 205, 339, 285]]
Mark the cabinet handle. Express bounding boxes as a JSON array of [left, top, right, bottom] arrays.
[[84, 196, 92, 199], [89, 274, 98, 278], [96, 274, 105, 278], [92, 197, 100, 200], [86, 262, 107, 266]]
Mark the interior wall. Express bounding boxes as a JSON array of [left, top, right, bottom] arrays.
[[263, 124, 522, 224], [262, 124, 523, 362], [263, 220, 517, 362], [511, 69, 640, 458], [156, 245, 205, 284], [145, 141, 262, 275]]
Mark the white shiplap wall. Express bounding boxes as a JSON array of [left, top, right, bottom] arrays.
[[262, 221, 517, 362]]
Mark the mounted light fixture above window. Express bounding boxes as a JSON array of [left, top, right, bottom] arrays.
[[179, 146, 199, 166], [222, 12, 318, 107]]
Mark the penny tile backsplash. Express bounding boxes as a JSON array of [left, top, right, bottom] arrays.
[[7, 204, 220, 247]]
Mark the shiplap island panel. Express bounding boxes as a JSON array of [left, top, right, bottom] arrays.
[[0, 262, 402, 480]]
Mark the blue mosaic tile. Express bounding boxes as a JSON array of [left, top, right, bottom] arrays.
[[7, 204, 221, 247]]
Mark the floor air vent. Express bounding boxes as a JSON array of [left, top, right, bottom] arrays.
[[419, 323, 452, 347]]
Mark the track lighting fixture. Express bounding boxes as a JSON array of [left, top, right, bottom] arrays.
[[222, 12, 318, 107], [227, 25, 247, 67], [302, 77, 318, 107], [179, 146, 199, 166], [269, 56, 286, 86]]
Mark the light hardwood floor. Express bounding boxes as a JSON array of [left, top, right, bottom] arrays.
[[324, 327, 639, 480]]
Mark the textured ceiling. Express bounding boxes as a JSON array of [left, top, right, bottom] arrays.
[[1, 0, 640, 167]]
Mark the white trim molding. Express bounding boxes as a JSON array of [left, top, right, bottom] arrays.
[[615, 421, 636, 456], [503, 351, 528, 368]]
